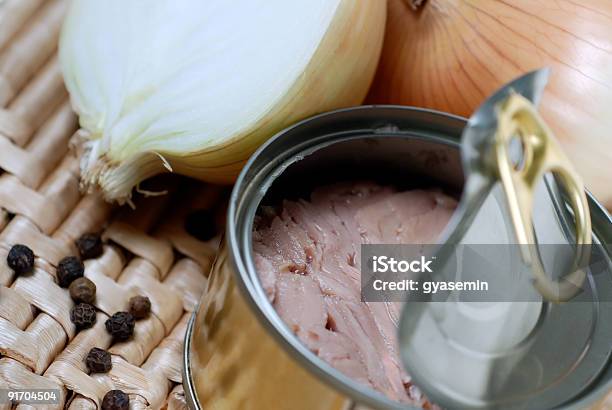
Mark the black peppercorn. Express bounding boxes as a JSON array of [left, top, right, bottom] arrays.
[[128, 295, 151, 320], [69, 277, 96, 304], [6, 244, 35, 275], [85, 347, 112, 373], [70, 303, 97, 330], [57, 256, 84, 287], [75, 233, 104, 260], [105, 312, 135, 341], [101, 390, 129, 410]]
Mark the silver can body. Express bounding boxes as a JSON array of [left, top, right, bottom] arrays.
[[184, 106, 612, 409]]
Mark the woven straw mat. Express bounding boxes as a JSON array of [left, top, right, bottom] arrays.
[[0, 1, 227, 408]]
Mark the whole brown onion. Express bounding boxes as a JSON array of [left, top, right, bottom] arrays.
[[368, 0, 612, 209]]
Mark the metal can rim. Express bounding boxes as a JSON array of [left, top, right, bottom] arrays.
[[188, 105, 612, 409]]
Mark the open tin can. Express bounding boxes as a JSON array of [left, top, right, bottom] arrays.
[[184, 72, 612, 409]]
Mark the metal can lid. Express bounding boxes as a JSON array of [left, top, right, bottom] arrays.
[[398, 70, 612, 409]]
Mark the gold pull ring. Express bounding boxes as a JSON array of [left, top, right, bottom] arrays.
[[495, 93, 592, 302]]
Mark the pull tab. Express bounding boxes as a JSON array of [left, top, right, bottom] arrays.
[[494, 92, 592, 302]]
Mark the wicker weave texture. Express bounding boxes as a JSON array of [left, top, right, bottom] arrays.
[[0, 1, 223, 408]]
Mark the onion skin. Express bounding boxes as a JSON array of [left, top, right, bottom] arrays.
[[83, 0, 387, 203], [368, 0, 612, 209]]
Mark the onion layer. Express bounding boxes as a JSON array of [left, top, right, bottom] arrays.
[[368, 0, 612, 209], [60, 0, 387, 203]]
